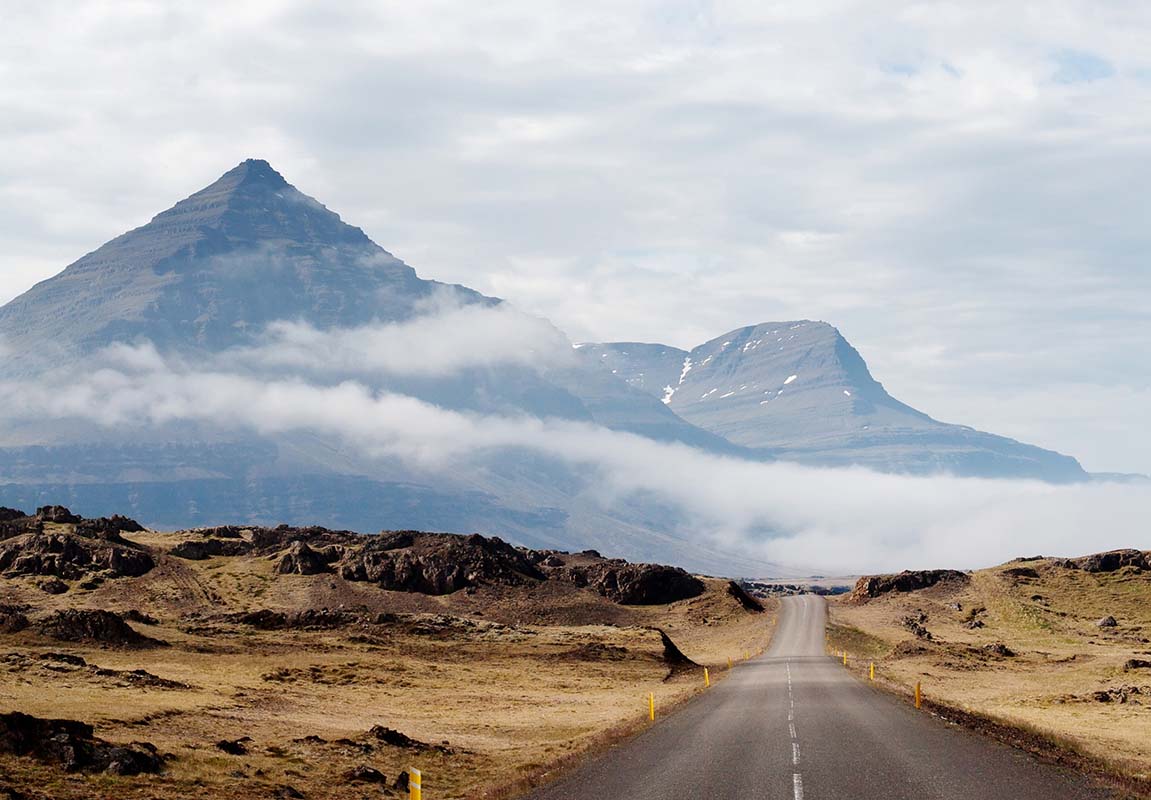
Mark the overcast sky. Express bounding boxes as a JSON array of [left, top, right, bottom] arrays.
[[2, 1, 1148, 473]]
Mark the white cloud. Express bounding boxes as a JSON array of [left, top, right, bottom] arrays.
[[0, 338, 1146, 575], [223, 297, 575, 378]]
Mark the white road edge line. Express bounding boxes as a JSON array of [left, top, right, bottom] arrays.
[[792, 742, 800, 765], [793, 773, 804, 800]]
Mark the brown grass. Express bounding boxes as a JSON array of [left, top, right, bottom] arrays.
[[829, 557, 1151, 794], [0, 530, 776, 799]]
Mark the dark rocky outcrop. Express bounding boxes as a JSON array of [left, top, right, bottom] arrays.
[[248, 524, 362, 554], [0, 508, 154, 582], [901, 613, 933, 640], [0, 508, 26, 523], [339, 533, 543, 595], [5, 652, 188, 689], [0, 711, 163, 774], [727, 580, 765, 612], [983, 642, 1015, 658], [38, 578, 68, 594], [169, 537, 252, 560], [365, 725, 451, 754], [0, 513, 40, 543], [0, 604, 29, 634], [37, 610, 167, 648], [1091, 686, 1144, 704], [275, 541, 338, 575], [215, 738, 250, 755], [226, 608, 358, 631], [75, 515, 146, 539], [1096, 616, 1118, 628], [849, 570, 969, 603], [657, 628, 698, 668], [1056, 550, 1151, 573], [36, 506, 81, 524], [0, 531, 154, 580], [345, 765, 387, 783], [1001, 566, 1040, 580], [546, 560, 705, 605]]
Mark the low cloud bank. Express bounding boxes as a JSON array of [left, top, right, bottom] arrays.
[[0, 322, 1147, 575], [222, 298, 576, 379]]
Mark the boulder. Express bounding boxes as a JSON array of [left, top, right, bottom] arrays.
[[1057, 550, 1151, 573], [215, 738, 249, 755], [1096, 616, 1119, 628], [275, 541, 333, 575], [345, 765, 387, 783], [169, 537, 251, 560], [35, 506, 81, 524]]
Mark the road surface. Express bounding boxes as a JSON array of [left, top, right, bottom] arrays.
[[530, 594, 1118, 800]]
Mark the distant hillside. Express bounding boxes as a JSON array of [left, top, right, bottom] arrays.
[[583, 321, 1086, 482]]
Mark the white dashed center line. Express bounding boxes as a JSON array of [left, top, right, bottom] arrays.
[[787, 654, 804, 799]]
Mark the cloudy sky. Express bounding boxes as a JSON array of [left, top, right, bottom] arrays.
[[2, 0, 1148, 473]]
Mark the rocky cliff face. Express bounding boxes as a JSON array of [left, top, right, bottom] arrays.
[[584, 321, 1086, 482]]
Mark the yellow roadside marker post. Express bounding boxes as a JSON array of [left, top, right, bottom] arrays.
[[649, 692, 655, 721], [728, 656, 732, 669], [704, 667, 711, 688], [410, 767, 422, 800], [915, 682, 922, 709], [842, 651, 848, 666], [869, 662, 875, 681]]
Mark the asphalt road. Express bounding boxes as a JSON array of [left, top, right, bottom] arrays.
[[529, 594, 1119, 800]]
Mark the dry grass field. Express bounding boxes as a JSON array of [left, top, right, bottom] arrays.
[[0, 524, 775, 800], [828, 552, 1151, 787]]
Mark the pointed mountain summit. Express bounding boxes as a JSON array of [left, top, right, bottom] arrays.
[[0, 159, 458, 370], [583, 321, 1086, 482]]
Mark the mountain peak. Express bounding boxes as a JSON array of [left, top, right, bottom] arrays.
[[585, 324, 1086, 481], [0, 159, 428, 362], [220, 158, 290, 189]]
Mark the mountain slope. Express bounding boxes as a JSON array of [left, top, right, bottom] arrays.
[[583, 321, 1086, 482], [0, 159, 727, 447], [0, 160, 756, 574]]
